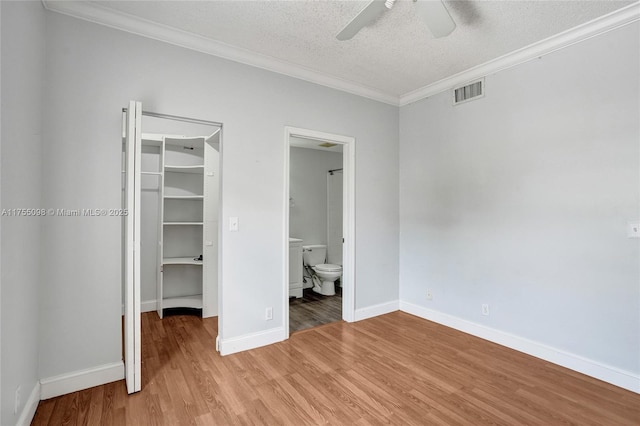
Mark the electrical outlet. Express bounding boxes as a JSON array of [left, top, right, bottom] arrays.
[[482, 304, 490, 316], [426, 289, 433, 300], [265, 307, 273, 321], [14, 385, 20, 415]]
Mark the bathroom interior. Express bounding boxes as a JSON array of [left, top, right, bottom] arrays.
[[289, 137, 344, 333]]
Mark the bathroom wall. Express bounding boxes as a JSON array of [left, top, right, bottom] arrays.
[[289, 147, 343, 247]]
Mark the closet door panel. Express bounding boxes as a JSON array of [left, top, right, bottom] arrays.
[[123, 100, 142, 394]]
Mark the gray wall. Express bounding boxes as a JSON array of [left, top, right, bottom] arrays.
[[289, 147, 343, 246], [399, 23, 640, 374], [0, 1, 44, 424], [39, 11, 399, 378]]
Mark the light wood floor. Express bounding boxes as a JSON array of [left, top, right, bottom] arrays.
[[289, 287, 342, 333], [33, 311, 640, 425]]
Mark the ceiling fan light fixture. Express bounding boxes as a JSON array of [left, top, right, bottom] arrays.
[[336, 0, 456, 41], [415, 0, 456, 38]]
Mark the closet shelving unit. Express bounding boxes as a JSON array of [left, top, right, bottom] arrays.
[[140, 132, 219, 318]]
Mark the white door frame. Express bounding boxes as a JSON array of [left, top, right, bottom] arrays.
[[284, 126, 355, 337]]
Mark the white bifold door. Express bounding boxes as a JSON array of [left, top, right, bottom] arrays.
[[123, 100, 142, 394]]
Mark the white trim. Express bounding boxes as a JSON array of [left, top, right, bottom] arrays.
[[218, 327, 286, 356], [42, 1, 639, 108], [16, 382, 40, 426], [354, 300, 399, 321], [400, 301, 640, 394], [121, 299, 156, 315], [341, 136, 356, 323], [400, 3, 640, 106], [141, 299, 157, 313], [284, 126, 356, 334], [40, 362, 125, 400], [283, 133, 291, 337], [41, 0, 398, 106], [216, 127, 225, 351]]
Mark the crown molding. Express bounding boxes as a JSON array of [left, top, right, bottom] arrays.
[[41, 0, 400, 106], [42, 1, 639, 109], [399, 2, 640, 106]]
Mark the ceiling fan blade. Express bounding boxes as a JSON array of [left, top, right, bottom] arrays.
[[415, 0, 456, 38], [337, 0, 388, 41]]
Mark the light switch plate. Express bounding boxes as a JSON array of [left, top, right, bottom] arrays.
[[628, 222, 640, 238], [229, 217, 239, 232]]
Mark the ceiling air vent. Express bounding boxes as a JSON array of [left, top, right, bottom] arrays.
[[453, 79, 484, 105]]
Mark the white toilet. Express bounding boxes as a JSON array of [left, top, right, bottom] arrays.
[[302, 244, 342, 296]]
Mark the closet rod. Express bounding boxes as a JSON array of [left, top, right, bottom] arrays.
[[121, 108, 222, 128]]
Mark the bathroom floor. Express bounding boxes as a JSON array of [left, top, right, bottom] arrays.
[[289, 285, 342, 333]]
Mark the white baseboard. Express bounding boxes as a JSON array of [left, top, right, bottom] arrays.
[[218, 327, 286, 356], [40, 361, 125, 400], [354, 300, 399, 321], [141, 299, 157, 313], [400, 301, 640, 394], [121, 300, 157, 315], [16, 381, 41, 426]]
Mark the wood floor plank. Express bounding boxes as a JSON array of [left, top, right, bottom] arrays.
[[30, 398, 55, 425], [286, 372, 358, 424], [32, 311, 640, 425]]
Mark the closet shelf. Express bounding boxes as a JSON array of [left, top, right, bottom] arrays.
[[163, 257, 203, 265], [163, 195, 204, 200], [165, 165, 204, 174], [163, 221, 203, 226], [162, 295, 203, 310]]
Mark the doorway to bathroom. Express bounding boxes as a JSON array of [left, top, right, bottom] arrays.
[[284, 127, 355, 336]]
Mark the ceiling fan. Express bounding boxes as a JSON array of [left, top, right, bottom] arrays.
[[337, 0, 456, 41]]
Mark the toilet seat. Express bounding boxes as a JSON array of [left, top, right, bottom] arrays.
[[314, 263, 342, 272]]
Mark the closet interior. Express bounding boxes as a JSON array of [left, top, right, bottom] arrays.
[[139, 131, 220, 318]]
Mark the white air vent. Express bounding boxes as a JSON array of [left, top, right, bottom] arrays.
[[453, 79, 484, 105]]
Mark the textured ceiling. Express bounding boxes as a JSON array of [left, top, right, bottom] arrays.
[[86, 0, 633, 97]]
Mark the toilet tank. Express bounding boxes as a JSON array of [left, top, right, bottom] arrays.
[[302, 245, 326, 266]]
